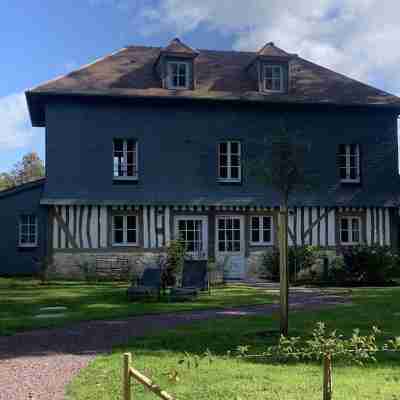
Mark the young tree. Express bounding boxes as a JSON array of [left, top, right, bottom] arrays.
[[0, 152, 45, 190], [251, 123, 311, 336]]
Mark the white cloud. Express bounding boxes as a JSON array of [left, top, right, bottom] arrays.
[[0, 93, 38, 150], [138, 0, 400, 95]]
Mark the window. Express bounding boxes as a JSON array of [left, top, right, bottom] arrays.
[[340, 216, 361, 245], [250, 216, 273, 245], [19, 215, 38, 247], [175, 216, 208, 258], [218, 141, 242, 182], [112, 214, 138, 246], [167, 61, 189, 89], [113, 139, 138, 180], [263, 65, 283, 92], [217, 216, 242, 252], [339, 144, 360, 182]]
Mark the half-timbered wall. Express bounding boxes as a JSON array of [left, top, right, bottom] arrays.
[[52, 205, 393, 250]]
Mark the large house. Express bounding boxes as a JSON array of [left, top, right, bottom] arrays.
[[1, 38, 400, 278]]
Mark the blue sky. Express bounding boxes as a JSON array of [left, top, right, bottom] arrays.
[[1, 0, 399, 171]]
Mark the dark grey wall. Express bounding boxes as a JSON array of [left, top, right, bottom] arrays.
[[44, 99, 399, 207], [0, 183, 47, 275]]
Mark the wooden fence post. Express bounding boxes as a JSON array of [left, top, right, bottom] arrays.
[[323, 353, 333, 400], [123, 353, 132, 400]]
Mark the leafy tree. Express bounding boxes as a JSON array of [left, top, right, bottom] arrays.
[[0, 152, 45, 190], [250, 122, 312, 336]]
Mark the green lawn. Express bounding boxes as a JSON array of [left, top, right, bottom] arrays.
[[0, 278, 276, 335], [67, 288, 400, 400]]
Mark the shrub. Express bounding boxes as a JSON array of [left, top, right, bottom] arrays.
[[336, 245, 400, 284], [160, 239, 186, 289], [77, 260, 97, 282], [261, 245, 319, 282]]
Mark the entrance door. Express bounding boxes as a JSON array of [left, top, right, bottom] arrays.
[[174, 215, 208, 259], [215, 215, 246, 279]]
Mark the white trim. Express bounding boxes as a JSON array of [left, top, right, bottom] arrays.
[[217, 141, 242, 183], [339, 215, 362, 245], [112, 214, 139, 247], [149, 206, 156, 248], [328, 209, 336, 246], [249, 215, 273, 246], [385, 208, 391, 246], [215, 215, 244, 255], [100, 206, 108, 248], [19, 214, 38, 248], [174, 215, 208, 259], [143, 206, 149, 248], [366, 208, 372, 245], [167, 61, 190, 90], [339, 144, 360, 183], [164, 206, 171, 246], [113, 139, 138, 180], [262, 64, 284, 93]]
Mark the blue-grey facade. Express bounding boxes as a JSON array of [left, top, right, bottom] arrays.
[[0, 180, 47, 275]]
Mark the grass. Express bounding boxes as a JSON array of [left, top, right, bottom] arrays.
[[0, 277, 276, 335], [67, 288, 400, 400]]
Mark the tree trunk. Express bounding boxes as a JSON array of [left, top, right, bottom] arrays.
[[279, 205, 289, 336], [323, 353, 333, 400]]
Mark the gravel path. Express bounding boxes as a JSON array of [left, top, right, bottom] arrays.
[[0, 291, 349, 400]]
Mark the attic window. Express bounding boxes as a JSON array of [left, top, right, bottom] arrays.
[[263, 65, 284, 92], [167, 61, 189, 89]]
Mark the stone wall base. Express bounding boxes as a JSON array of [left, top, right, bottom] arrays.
[[50, 251, 162, 280]]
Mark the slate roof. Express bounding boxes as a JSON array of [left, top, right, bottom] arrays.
[[26, 41, 400, 126], [161, 37, 199, 56]]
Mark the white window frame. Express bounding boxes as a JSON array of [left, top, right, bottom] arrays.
[[174, 215, 208, 259], [339, 216, 362, 245], [217, 141, 242, 183], [167, 61, 189, 90], [113, 139, 138, 180], [112, 214, 138, 247], [263, 64, 284, 93], [250, 215, 273, 246], [216, 215, 244, 254], [339, 144, 360, 183], [19, 214, 38, 248]]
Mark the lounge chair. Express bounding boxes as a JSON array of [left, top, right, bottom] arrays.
[[170, 260, 208, 301], [127, 268, 161, 301]]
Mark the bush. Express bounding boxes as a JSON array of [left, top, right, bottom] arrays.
[[333, 245, 400, 284], [160, 239, 186, 289], [261, 245, 319, 282]]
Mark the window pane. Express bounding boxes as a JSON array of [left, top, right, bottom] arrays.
[[350, 167, 357, 180], [231, 155, 240, 166], [171, 63, 178, 74], [178, 75, 186, 87], [251, 229, 260, 243], [219, 167, 228, 178], [178, 63, 186, 75], [218, 219, 225, 230], [251, 217, 259, 229], [219, 142, 227, 154], [126, 140, 135, 152], [220, 155, 228, 166], [233, 219, 240, 230], [230, 167, 239, 179], [264, 67, 273, 78], [263, 229, 271, 243], [263, 217, 271, 229], [127, 229, 137, 244], [114, 216, 123, 230], [218, 242, 225, 252], [127, 216, 136, 230], [264, 79, 273, 90], [341, 230, 349, 243], [218, 230, 225, 241], [114, 229, 124, 244], [230, 142, 239, 154], [234, 241, 241, 251], [341, 218, 348, 230]]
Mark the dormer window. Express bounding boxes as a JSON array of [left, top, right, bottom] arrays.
[[263, 65, 284, 92], [167, 61, 189, 89]]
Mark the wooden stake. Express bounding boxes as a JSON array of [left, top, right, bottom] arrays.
[[123, 353, 132, 400], [279, 206, 289, 336], [323, 353, 333, 400]]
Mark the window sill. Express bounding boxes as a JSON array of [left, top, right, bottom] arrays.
[[340, 179, 360, 184], [19, 244, 38, 249], [217, 178, 242, 184], [113, 176, 138, 181], [250, 242, 273, 247], [340, 242, 361, 246], [112, 243, 139, 247]]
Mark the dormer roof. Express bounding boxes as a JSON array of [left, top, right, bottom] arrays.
[[257, 42, 295, 59], [161, 38, 199, 58]]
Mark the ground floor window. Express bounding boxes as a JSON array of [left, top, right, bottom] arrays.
[[340, 216, 361, 245], [217, 216, 242, 252], [250, 215, 273, 245], [19, 214, 38, 247], [112, 214, 138, 246], [175, 216, 207, 258]]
